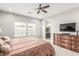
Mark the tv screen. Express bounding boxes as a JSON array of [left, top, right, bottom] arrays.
[[60, 23, 76, 32]]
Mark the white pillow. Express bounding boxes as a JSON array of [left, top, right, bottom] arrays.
[[1, 36, 11, 44], [0, 43, 10, 55], [0, 39, 10, 55], [0, 39, 5, 47]]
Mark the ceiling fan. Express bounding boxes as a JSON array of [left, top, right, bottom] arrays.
[[35, 4, 50, 14]]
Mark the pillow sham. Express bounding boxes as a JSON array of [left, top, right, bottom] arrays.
[[1, 36, 11, 44], [0, 39, 10, 55], [0, 43, 10, 55]]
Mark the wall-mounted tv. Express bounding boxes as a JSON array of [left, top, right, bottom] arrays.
[[60, 23, 76, 32]]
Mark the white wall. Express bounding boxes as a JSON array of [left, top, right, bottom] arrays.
[[41, 20, 46, 39], [0, 11, 42, 38], [46, 7, 79, 42]]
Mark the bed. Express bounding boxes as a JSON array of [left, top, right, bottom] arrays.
[[0, 37, 55, 56]]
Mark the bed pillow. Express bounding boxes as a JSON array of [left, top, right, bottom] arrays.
[[1, 36, 11, 44], [0, 39, 10, 55], [0, 43, 10, 55], [0, 39, 4, 47], [0, 39, 4, 56]]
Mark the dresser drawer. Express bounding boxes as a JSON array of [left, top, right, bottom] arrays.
[[60, 42, 71, 49], [72, 41, 76, 45], [61, 39, 71, 44], [72, 45, 76, 51], [75, 37, 79, 42], [75, 45, 79, 52], [61, 35, 71, 40], [76, 42, 79, 46], [71, 36, 76, 41]]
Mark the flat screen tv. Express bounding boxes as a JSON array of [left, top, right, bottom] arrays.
[[60, 23, 76, 32]]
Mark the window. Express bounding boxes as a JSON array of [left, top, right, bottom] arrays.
[[15, 22, 26, 37], [27, 23, 36, 36]]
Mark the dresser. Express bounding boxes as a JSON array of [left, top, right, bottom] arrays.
[[54, 33, 79, 53]]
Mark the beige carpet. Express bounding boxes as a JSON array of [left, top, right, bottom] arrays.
[[53, 45, 79, 56]]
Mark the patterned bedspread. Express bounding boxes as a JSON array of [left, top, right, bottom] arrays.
[[7, 37, 55, 56]]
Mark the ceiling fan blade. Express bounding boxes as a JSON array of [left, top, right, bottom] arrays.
[[37, 4, 42, 9], [41, 10, 47, 13], [42, 10, 47, 13], [37, 10, 40, 14], [37, 4, 42, 10], [41, 5, 50, 9], [39, 4, 42, 8]]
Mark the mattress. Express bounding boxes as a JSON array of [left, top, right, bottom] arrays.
[[6, 37, 55, 56]]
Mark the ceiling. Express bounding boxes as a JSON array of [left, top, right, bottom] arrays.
[[0, 3, 79, 19]]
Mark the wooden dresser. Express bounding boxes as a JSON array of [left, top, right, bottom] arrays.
[[54, 33, 79, 53]]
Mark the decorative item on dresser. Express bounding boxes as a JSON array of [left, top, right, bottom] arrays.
[[54, 33, 79, 53]]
